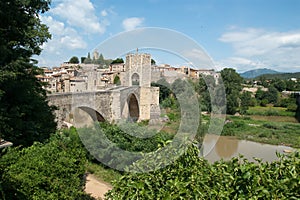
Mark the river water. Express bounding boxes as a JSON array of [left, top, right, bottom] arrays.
[[202, 134, 294, 163]]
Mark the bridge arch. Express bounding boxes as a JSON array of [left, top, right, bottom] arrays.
[[128, 93, 139, 122], [77, 106, 105, 122], [71, 106, 106, 127]]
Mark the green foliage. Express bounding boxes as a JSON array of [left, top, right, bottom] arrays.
[[113, 75, 121, 85], [240, 91, 252, 111], [222, 119, 246, 136], [151, 59, 156, 65], [86, 161, 122, 184], [221, 115, 300, 148], [257, 72, 300, 80], [267, 86, 279, 104], [69, 56, 79, 64], [247, 106, 295, 117], [0, 0, 56, 146], [271, 78, 286, 92], [78, 122, 174, 170], [197, 75, 214, 112], [106, 144, 300, 199], [151, 79, 172, 103], [0, 0, 51, 66], [220, 68, 243, 114], [226, 92, 240, 115], [91, 53, 112, 67], [0, 128, 92, 200], [221, 68, 243, 94], [111, 58, 124, 64]]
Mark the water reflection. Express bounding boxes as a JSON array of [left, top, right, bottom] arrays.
[[202, 134, 294, 163]]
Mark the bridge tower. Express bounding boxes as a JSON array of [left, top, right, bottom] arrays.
[[121, 50, 160, 121], [123, 50, 151, 87]]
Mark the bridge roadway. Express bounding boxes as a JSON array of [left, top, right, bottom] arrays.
[[47, 86, 160, 128]]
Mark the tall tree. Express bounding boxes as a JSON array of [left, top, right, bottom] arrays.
[[220, 68, 243, 114], [0, 0, 56, 147], [240, 91, 252, 114]]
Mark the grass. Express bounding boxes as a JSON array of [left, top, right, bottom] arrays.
[[247, 106, 295, 117], [222, 115, 300, 148], [86, 161, 122, 184], [250, 115, 298, 123]]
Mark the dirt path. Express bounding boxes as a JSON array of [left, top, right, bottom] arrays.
[[85, 174, 112, 199]]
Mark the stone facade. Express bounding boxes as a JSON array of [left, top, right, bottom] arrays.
[[122, 52, 151, 87]]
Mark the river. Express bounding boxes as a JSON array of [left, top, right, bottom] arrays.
[[202, 134, 294, 163]]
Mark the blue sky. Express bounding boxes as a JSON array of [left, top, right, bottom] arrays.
[[36, 0, 300, 72]]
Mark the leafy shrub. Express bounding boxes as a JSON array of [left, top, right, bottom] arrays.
[[0, 128, 91, 200], [222, 120, 246, 136], [78, 122, 174, 171], [106, 144, 300, 199]]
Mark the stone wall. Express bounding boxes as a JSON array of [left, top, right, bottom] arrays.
[[47, 86, 161, 128], [124, 53, 151, 87]]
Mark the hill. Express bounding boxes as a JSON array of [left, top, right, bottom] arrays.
[[240, 68, 280, 79], [257, 72, 300, 80]]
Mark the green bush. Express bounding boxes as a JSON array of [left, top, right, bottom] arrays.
[[78, 122, 174, 171], [222, 120, 246, 136], [0, 128, 91, 200], [106, 144, 300, 199]]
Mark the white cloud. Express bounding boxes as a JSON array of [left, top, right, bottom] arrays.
[[101, 10, 108, 17], [218, 57, 268, 72], [122, 17, 144, 31], [219, 27, 300, 72], [36, 15, 87, 66], [51, 0, 107, 34], [183, 48, 213, 68], [41, 15, 87, 50]]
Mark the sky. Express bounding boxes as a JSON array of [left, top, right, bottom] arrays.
[[36, 0, 300, 73]]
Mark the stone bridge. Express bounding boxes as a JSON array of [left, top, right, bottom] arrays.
[[47, 86, 160, 128]]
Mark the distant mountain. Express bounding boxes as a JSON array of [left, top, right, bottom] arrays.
[[240, 68, 280, 79], [257, 72, 300, 80]]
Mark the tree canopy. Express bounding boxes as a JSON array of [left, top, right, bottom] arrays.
[[111, 58, 124, 64], [220, 68, 243, 114], [69, 56, 79, 64], [0, 0, 56, 146]]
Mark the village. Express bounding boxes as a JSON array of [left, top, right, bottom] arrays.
[[36, 50, 220, 93]]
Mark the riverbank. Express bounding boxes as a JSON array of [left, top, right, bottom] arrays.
[[214, 115, 300, 148]]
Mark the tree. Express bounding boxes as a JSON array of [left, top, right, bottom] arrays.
[[111, 58, 124, 64], [240, 91, 252, 114], [0, 0, 56, 147], [266, 86, 279, 104], [151, 59, 156, 65], [69, 56, 79, 64], [272, 78, 286, 92], [80, 57, 86, 64], [220, 68, 243, 114], [113, 75, 121, 85]]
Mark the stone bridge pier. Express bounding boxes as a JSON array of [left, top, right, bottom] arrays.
[[47, 86, 160, 128]]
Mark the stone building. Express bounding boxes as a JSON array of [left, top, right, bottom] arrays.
[[121, 52, 152, 87]]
